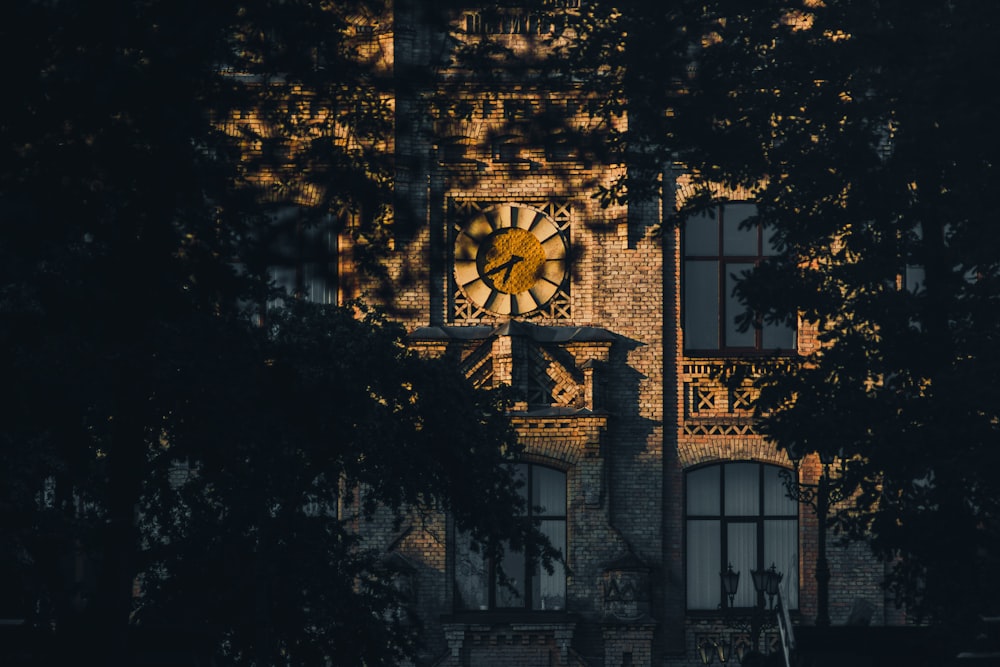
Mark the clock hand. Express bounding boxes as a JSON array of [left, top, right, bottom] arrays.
[[501, 255, 522, 283], [483, 255, 524, 285]]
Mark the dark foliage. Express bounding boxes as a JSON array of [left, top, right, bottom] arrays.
[[553, 0, 1000, 636], [1, 1, 542, 664]]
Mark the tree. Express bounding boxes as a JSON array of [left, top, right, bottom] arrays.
[[1, 1, 542, 664], [135, 303, 533, 666], [556, 0, 1000, 637], [679, 1, 1000, 635]]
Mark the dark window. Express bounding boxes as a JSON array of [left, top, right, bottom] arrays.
[[491, 134, 524, 163], [455, 464, 567, 611], [683, 203, 795, 353], [438, 136, 474, 164], [266, 207, 338, 306], [544, 132, 576, 162], [685, 462, 798, 610]]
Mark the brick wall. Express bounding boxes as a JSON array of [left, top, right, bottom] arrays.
[[340, 7, 901, 667]]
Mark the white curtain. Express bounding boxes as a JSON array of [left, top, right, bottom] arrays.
[[532, 467, 566, 609], [535, 520, 566, 610], [533, 466, 566, 516], [727, 522, 757, 607], [686, 519, 721, 609], [765, 519, 799, 608], [725, 463, 759, 516], [763, 465, 797, 516], [495, 541, 525, 607], [454, 531, 489, 611], [686, 463, 800, 611]]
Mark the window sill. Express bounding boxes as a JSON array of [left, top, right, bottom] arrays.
[[438, 159, 484, 171], [685, 608, 802, 620], [682, 349, 799, 359], [442, 611, 577, 626]]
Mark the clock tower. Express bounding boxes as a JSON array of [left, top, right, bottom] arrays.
[[360, 3, 670, 666], [343, 4, 916, 666]]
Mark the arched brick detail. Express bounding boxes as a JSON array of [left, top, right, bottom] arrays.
[[519, 445, 577, 471], [678, 435, 792, 469], [511, 414, 607, 468], [672, 174, 763, 210]]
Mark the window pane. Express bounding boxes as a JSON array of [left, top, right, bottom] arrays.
[[511, 464, 528, 515], [455, 531, 489, 611], [302, 262, 335, 304], [269, 265, 297, 298], [301, 220, 334, 257], [725, 263, 755, 348], [687, 519, 721, 609], [763, 466, 798, 516], [534, 520, 566, 610], [684, 260, 720, 349], [687, 465, 720, 515], [762, 319, 796, 350], [724, 463, 759, 516], [684, 209, 719, 256], [495, 542, 526, 607], [533, 466, 566, 516], [458, 463, 566, 611], [765, 519, 798, 609], [763, 224, 780, 257], [727, 522, 758, 607], [723, 204, 758, 255], [905, 265, 926, 294]]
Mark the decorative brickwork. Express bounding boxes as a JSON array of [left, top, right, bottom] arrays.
[[439, 621, 581, 667], [342, 8, 903, 667], [603, 625, 656, 667]]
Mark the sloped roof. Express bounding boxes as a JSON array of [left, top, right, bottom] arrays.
[[409, 321, 615, 343]]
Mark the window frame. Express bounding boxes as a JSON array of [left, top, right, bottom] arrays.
[[682, 203, 796, 356], [263, 206, 349, 308], [684, 461, 799, 612], [453, 463, 567, 612]]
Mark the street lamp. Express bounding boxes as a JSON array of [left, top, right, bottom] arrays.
[[710, 561, 784, 661], [721, 563, 740, 609], [751, 564, 783, 610], [782, 442, 851, 627]]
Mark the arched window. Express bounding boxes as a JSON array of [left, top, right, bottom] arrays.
[[455, 463, 567, 611], [686, 462, 798, 610]]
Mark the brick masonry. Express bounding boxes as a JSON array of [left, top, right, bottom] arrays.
[[342, 5, 904, 667]]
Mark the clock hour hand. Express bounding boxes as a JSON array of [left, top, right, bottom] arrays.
[[483, 254, 524, 285]]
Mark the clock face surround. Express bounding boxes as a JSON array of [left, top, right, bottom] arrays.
[[454, 204, 569, 316]]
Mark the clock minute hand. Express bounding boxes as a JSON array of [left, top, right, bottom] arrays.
[[484, 254, 524, 285]]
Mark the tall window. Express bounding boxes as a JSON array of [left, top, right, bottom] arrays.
[[266, 207, 339, 306], [686, 462, 798, 610], [455, 464, 567, 611], [683, 203, 795, 353]]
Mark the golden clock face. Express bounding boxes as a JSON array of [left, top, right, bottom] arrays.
[[454, 204, 569, 316]]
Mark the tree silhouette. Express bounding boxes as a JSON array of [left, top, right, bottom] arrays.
[[1, 2, 546, 664], [555, 0, 1000, 635]]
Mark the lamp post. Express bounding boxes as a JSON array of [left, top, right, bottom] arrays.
[[781, 444, 851, 627], [700, 562, 783, 663]]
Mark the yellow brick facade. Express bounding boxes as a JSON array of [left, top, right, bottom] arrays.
[[341, 5, 898, 666]]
